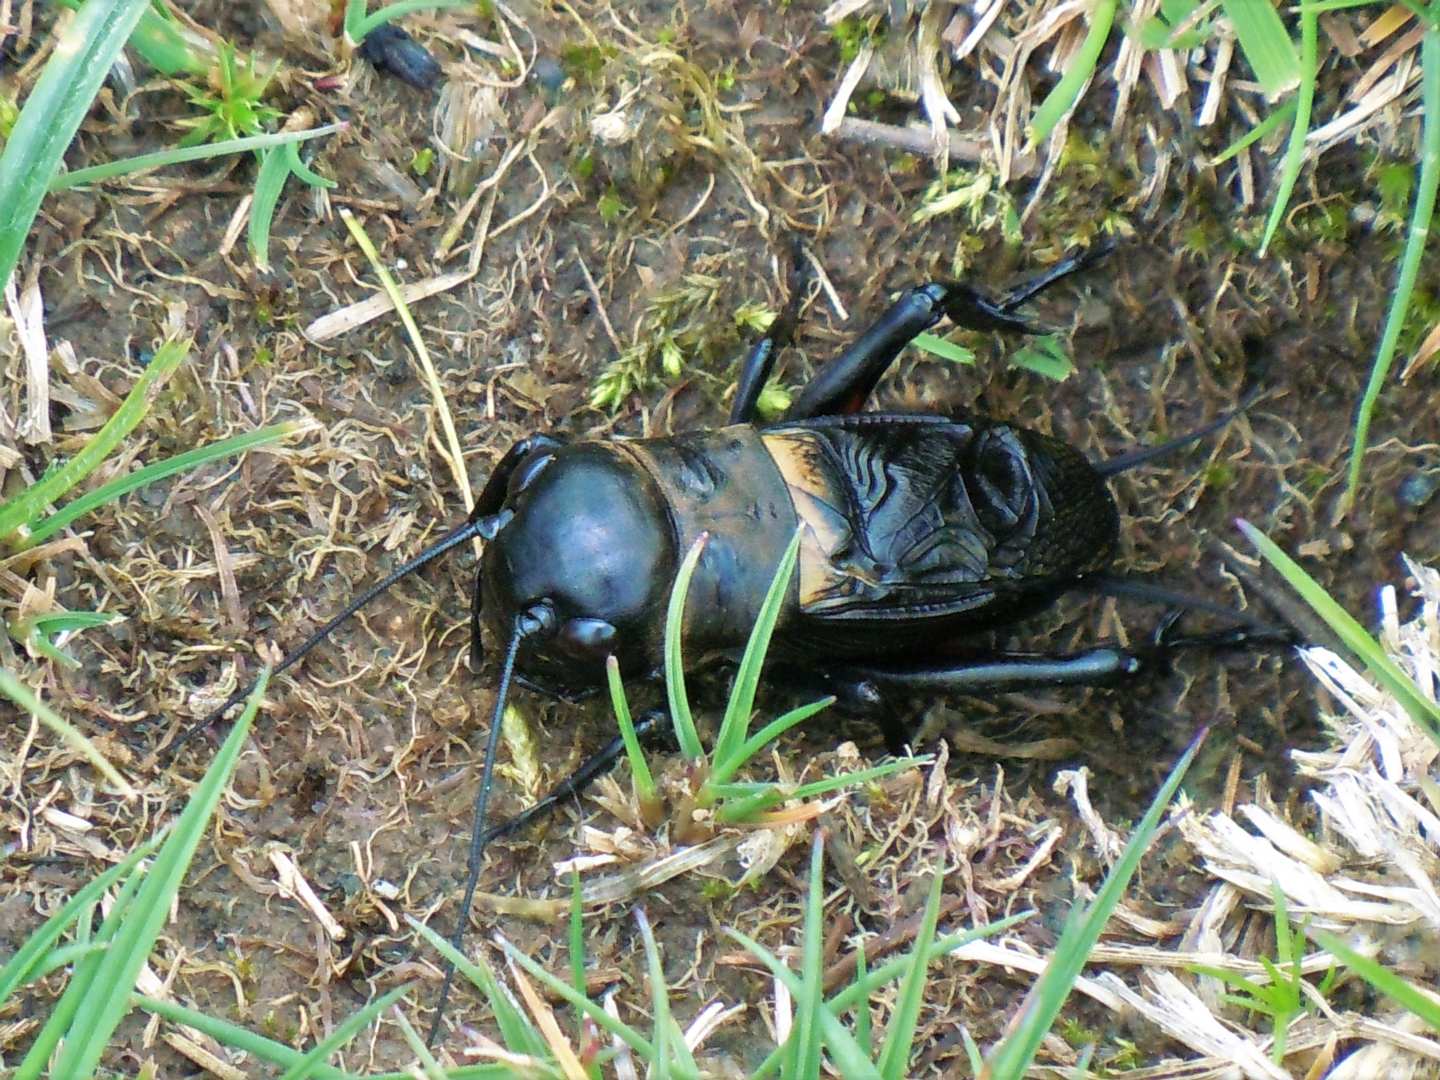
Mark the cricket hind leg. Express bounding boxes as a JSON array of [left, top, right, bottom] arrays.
[[799, 599, 1294, 755], [784, 240, 1117, 420]]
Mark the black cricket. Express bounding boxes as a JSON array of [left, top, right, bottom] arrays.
[[166, 240, 1285, 1042]]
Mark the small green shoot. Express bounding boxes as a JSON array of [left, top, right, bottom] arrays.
[[662, 532, 709, 762], [910, 331, 976, 365], [736, 832, 1028, 1079], [984, 726, 1208, 1077], [628, 525, 915, 830], [54, 0, 217, 76], [0, 339, 191, 543], [0, 94, 17, 142], [1136, 0, 1214, 50], [417, 860, 1029, 1078], [1210, 99, 1297, 167], [173, 43, 281, 147], [912, 329, 1072, 381], [9, 609, 122, 669], [0, 668, 134, 799], [1190, 884, 1323, 1062], [138, 993, 471, 1078], [1236, 519, 1440, 743], [877, 867, 945, 1077], [276, 982, 415, 1080], [0, 838, 161, 1008], [786, 833, 827, 1078]]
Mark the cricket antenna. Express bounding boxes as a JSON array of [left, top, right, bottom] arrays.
[[427, 600, 556, 1048], [1096, 388, 1263, 478], [161, 517, 488, 761]]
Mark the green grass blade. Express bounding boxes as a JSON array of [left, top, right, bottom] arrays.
[[26, 941, 108, 981], [0, 0, 154, 289], [1008, 333, 1074, 382], [249, 144, 292, 273], [1028, 0, 1118, 146], [284, 141, 337, 188], [636, 908, 674, 1079], [134, 994, 382, 1078], [0, 667, 134, 794], [15, 820, 157, 1079], [1343, 25, 1440, 513], [723, 696, 834, 781], [713, 526, 804, 773], [1313, 931, 1440, 1031], [0, 833, 160, 1004], [53, 0, 216, 75], [26, 421, 299, 546], [351, 0, 479, 41], [1211, 98, 1297, 166], [1258, 4, 1319, 255], [1221, 0, 1301, 98], [853, 946, 872, 1058], [1236, 519, 1440, 741], [12, 608, 121, 668], [48, 670, 270, 1078], [391, 1007, 447, 1080], [569, 870, 588, 1035], [725, 928, 883, 1080], [0, 339, 189, 541], [984, 727, 1206, 1078], [713, 758, 923, 823], [878, 870, 944, 1078], [607, 655, 658, 815], [277, 982, 413, 1080], [492, 931, 657, 1059], [789, 832, 827, 1080], [664, 533, 708, 761], [749, 915, 1031, 1080], [51, 124, 346, 191], [408, 918, 548, 1058], [910, 331, 975, 365]]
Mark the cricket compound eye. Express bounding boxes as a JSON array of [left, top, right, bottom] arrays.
[[556, 618, 618, 661]]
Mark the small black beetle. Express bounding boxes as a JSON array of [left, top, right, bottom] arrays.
[[169, 241, 1282, 1042]]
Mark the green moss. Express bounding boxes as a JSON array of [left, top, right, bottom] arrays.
[[831, 14, 885, 63], [561, 43, 611, 83], [570, 152, 596, 182], [1376, 160, 1415, 232], [597, 185, 627, 223], [1204, 462, 1236, 490]]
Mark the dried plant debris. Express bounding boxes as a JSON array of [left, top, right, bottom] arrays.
[[820, 2, 1431, 196], [1008, 558, 1440, 1078]]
